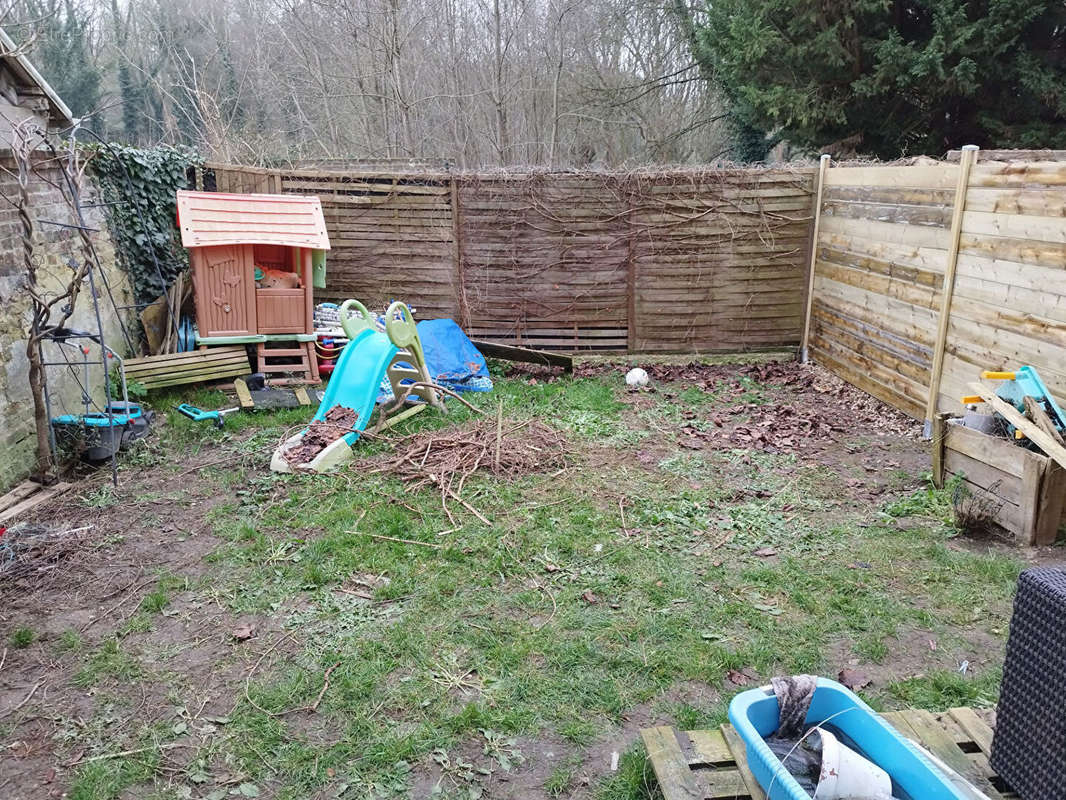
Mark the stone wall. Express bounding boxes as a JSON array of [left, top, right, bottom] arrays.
[[0, 149, 133, 489]]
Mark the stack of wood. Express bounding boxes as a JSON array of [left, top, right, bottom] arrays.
[[139, 273, 191, 356]]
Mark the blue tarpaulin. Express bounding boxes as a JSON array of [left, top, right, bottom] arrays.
[[376, 318, 492, 402]]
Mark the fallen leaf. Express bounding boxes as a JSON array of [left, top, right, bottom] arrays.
[[581, 590, 599, 604], [753, 547, 777, 557], [238, 783, 260, 797], [231, 625, 255, 641], [727, 669, 754, 686], [838, 668, 871, 691]]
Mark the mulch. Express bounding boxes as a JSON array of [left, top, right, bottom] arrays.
[[284, 405, 360, 465]]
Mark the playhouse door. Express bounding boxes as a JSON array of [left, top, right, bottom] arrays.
[[193, 245, 256, 337]]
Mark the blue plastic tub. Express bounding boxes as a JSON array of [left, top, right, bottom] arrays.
[[727, 678, 969, 800]]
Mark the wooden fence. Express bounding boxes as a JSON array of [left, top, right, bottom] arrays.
[[196, 163, 815, 352], [804, 154, 1066, 420]]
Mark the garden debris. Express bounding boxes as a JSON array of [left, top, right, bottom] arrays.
[[284, 406, 359, 465], [837, 667, 871, 691], [231, 624, 256, 641], [361, 415, 567, 528], [0, 522, 92, 593]]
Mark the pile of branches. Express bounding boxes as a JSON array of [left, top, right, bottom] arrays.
[[363, 414, 569, 528], [0, 523, 92, 594]]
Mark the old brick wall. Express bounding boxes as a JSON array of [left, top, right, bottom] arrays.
[[0, 149, 133, 489]]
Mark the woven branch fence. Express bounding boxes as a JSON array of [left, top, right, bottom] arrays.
[[195, 163, 816, 353]]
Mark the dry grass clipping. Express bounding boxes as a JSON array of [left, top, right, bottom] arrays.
[[952, 480, 1006, 540]]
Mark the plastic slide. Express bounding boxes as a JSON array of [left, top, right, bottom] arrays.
[[271, 299, 438, 473]]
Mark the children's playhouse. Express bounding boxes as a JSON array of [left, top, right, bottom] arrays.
[[176, 190, 331, 383]]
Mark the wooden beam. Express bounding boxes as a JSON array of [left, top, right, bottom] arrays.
[[924, 145, 979, 437], [1024, 395, 1066, 446], [800, 154, 830, 363], [969, 381, 1066, 470], [470, 339, 574, 372]]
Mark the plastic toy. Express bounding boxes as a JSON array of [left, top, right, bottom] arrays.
[[271, 299, 442, 473]]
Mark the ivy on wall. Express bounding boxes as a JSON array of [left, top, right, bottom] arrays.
[[86, 143, 201, 306]]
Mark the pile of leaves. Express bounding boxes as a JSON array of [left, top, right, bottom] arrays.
[[362, 416, 569, 526], [284, 406, 360, 465]]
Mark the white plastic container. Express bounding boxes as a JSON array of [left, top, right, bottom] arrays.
[[814, 729, 894, 800]]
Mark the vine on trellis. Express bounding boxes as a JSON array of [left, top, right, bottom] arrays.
[[86, 143, 201, 306]]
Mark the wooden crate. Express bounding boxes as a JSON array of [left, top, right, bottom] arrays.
[[642, 706, 1014, 800], [933, 413, 1066, 545]]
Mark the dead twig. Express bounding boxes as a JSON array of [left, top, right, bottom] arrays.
[[309, 661, 342, 711], [0, 679, 43, 718], [348, 530, 443, 549]]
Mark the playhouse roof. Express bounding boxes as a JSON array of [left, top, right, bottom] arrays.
[[176, 190, 331, 250]]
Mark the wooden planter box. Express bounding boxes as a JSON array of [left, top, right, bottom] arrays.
[[933, 413, 1066, 545]]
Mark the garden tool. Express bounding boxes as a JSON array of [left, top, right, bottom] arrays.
[[176, 403, 241, 429]]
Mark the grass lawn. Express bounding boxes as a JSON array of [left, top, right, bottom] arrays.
[[0, 357, 1034, 800]]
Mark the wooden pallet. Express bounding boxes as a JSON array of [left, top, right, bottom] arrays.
[[642, 707, 1016, 800], [124, 346, 251, 391]]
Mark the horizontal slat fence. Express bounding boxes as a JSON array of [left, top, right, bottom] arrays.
[[808, 157, 1066, 418], [198, 163, 815, 352]]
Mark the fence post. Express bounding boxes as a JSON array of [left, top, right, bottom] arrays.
[[450, 177, 471, 330], [800, 154, 830, 363], [923, 144, 979, 438]]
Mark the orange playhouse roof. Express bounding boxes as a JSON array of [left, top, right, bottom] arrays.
[[176, 190, 331, 250]]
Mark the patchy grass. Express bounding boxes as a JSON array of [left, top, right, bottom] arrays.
[[4, 360, 1028, 800]]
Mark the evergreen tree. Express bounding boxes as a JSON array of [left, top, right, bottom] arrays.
[[692, 0, 1066, 158]]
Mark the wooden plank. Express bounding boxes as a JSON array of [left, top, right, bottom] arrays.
[[933, 413, 949, 487], [640, 727, 702, 800], [819, 214, 950, 249], [904, 709, 1002, 799], [924, 145, 978, 431], [945, 422, 1033, 479], [801, 154, 830, 361], [944, 448, 1022, 505], [1036, 461, 1066, 545], [970, 382, 1066, 470], [1020, 455, 1046, 543], [234, 377, 254, 409], [948, 707, 995, 757], [720, 724, 766, 800], [0, 480, 43, 513], [684, 729, 732, 766], [470, 339, 574, 370], [1024, 396, 1066, 446], [823, 164, 959, 189], [0, 482, 75, 523]]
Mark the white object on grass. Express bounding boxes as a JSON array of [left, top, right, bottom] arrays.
[[625, 367, 649, 387]]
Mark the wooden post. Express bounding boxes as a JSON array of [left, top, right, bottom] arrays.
[[799, 154, 830, 363], [449, 177, 471, 330], [625, 187, 637, 353], [923, 145, 979, 438]]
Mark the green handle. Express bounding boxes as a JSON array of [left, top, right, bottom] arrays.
[[338, 299, 373, 340], [384, 301, 418, 348]]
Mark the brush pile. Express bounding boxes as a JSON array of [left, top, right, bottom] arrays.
[[0, 522, 92, 595], [363, 415, 569, 526]]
